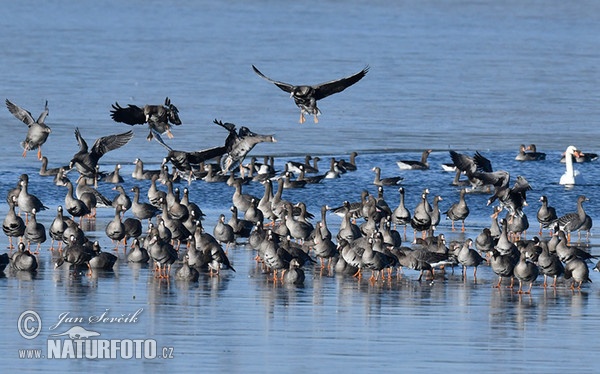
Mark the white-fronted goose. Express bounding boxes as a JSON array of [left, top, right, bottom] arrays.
[[397, 149, 432, 170], [252, 64, 369, 123], [6, 99, 51, 160]]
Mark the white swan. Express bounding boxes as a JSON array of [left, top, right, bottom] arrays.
[[560, 145, 584, 185]]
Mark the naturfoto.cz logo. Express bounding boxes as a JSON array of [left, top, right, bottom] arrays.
[[17, 309, 175, 360]]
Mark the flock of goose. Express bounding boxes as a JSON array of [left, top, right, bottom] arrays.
[[0, 67, 598, 292]]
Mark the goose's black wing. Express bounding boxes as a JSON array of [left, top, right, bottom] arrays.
[[313, 66, 369, 100], [252, 65, 294, 93], [110, 102, 146, 125]]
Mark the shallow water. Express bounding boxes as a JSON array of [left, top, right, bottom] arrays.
[[1, 0, 600, 372]]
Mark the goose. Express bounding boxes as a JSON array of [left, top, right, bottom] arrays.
[[132, 158, 161, 180], [536, 196, 557, 236], [564, 257, 592, 290], [515, 144, 545, 161], [48, 205, 72, 252], [111, 185, 132, 215], [175, 255, 200, 282], [10, 242, 38, 272], [513, 251, 539, 294], [252, 64, 369, 123], [444, 188, 469, 232], [213, 214, 236, 250], [127, 238, 150, 264], [130, 186, 161, 223], [146, 228, 178, 278], [282, 258, 305, 285], [105, 205, 127, 251], [457, 238, 486, 281], [88, 241, 118, 270], [339, 151, 358, 172], [537, 242, 564, 288], [39, 156, 68, 176], [63, 180, 91, 222], [2, 195, 25, 249], [56, 235, 94, 276], [17, 175, 48, 221], [524, 144, 546, 160], [103, 164, 124, 183], [6, 99, 51, 160], [560, 148, 598, 163], [397, 149, 432, 170], [286, 155, 318, 174], [490, 248, 517, 288], [392, 187, 411, 238], [69, 127, 134, 180], [560, 145, 584, 185], [372, 166, 403, 186], [110, 97, 182, 140], [411, 192, 432, 240], [547, 195, 589, 241], [23, 208, 46, 253]]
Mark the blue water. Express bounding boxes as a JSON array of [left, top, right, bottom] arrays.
[[1, 0, 600, 372]]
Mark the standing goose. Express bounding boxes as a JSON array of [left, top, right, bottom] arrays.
[[24, 208, 46, 253], [2, 195, 25, 249], [537, 242, 564, 288], [513, 251, 539, 294], [444, 189, 469, 232], [105, 205, 127, 251], [56, 235, 94, 276], [48, 205, 71, 252], [146, 228, 178, 278], [244, 198, 264, 225], [564, 257, 592, 290], [63, 180, 91, 222], [536, 196, 557, 236], [547, 195, 589, 241], [6, 99, 51, 159], [17, 175, 48, 221], [69, 127, 134, 180], [229, 206, 254, 238], [457, 238, 486, 281], [411, 192, 432, 240], [148, 175, 167, 208], [252, 64, 369, 124], [392, 187, 411, 238], [130, 186, 160, 223], [10, 242, 38, 272], [396, 149, 432, 170], [490, 248, 517, 288], [111, 185, 132, 216], [213, 214, 236, 250]]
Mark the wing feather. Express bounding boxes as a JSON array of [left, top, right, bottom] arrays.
[[313, 66, 369, 100], [252, 65, 294, 93], [110, 102, 146, 125], [6, 99, 35, 126]]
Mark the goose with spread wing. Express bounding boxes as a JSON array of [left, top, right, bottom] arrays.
[[69, 128, 133, 179], [252, 65, 369, 124], [6, 99, 51, 160], [110, 97, 181, 140]]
